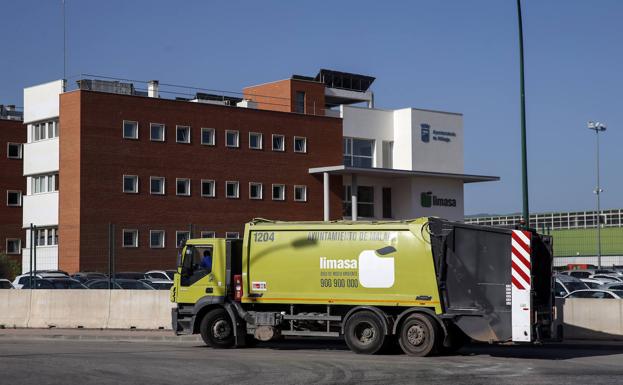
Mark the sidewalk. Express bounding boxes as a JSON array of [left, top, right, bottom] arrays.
[[0, 328, 202, 342]]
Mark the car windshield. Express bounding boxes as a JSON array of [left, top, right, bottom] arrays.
[[564, 281, 589, 292], [0, 281, 12, 289], [612, 290, 623, 298], [166, 270, 177, 279]]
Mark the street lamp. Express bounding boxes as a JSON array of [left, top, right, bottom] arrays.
[[587, 121, 606, 269]]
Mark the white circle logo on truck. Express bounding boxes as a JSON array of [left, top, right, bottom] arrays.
[[358, 246, 396, 288]]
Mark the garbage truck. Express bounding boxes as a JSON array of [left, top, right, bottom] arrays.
[[171, 217, 554, 356]]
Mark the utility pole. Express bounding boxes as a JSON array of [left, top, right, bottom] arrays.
[[587, 121, 606, 269], [517, 0, 530, 228]]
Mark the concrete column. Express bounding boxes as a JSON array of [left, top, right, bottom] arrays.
[[323, 172, 330, 221], [351, 174, 358, 221]]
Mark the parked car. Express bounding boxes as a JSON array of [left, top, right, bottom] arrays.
[[559, 270, 594, 279], [554, 274, 589, 297], [144, 270, 177, 281], [564, 289, 623, 299], [13, 272, 70, 289], [86, 279, 154, 290], [0, 279, 14, 289], [589, 274, 623, 284], [593, 269, 623, 277], [580, 278, 605, 289], [113, 272, 147, 280], [600, 282, 623, 291], [140, 279, 173, 290], [21, 278, 87, 289], [72, 272, 108, 283]]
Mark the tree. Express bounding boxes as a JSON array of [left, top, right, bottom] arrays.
[[0, 254, 20, 281]]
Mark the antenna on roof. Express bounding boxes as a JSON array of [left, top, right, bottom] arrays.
[[62, 0, 67, 90]]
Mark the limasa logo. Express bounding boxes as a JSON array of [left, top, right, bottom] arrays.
[[319, 246, 396, 289], [420, 191, 456, 208]]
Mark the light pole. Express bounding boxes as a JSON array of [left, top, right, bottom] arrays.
[[517, 0, 530, 228], [587, 121, 606, 269]]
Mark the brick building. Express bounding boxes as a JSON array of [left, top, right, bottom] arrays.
[[0, 105, 25, 266]]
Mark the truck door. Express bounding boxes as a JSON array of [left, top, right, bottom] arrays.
[[177, 242, 226, 304]]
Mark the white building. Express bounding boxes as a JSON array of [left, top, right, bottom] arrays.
[[21, 80, 64, 271], [311, 96, 497, 222]]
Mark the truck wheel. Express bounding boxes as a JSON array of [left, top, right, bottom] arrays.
[[200, 308, 235, 348], [344, 311, 386, 355], [398, 313, 439, 357]]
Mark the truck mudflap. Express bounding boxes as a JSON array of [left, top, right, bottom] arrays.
[[428, 218, 553, 344]]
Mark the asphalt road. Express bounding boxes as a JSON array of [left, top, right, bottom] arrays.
[[1, 336, 623, 385]]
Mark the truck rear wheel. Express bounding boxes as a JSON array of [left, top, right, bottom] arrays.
[[344, 311, 386, 355], [398, 313, 439, 357], [200, 308, 235, 348]]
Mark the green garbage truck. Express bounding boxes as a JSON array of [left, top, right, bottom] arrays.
[[171, 217, 554, 356]]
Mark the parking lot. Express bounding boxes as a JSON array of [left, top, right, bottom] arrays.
[[1, 331, 623, 385]]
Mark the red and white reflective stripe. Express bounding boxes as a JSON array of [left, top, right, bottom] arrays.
[[511, 229, 532, 342], [511, 230, 531, 290]]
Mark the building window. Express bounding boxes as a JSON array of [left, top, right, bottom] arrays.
[[343, 185, 375, 218], [31, 120, 59, 142], [7, 143, 22, 159], [295, 91, 305, 114], [249, 182, 263, 200], [32, 174, 58, 194], [150, 177, 165, 195], [176, 178, 191, 196], [176, 231, 190, 247], [201, 128, 215, 146], [201, 180, 215, 198], [226, 232, 240, 239], [200, 231, 215, 238], [6, 239, 21, 254], [343, 137, 374, 168], [123, 120, 138, 139], [272, 134, 285, 151], [123, 175, 139, 193], [176, 125, 191, 143], [150, 123, 165, 142], [294, 185, 307, 202], [6, 190, 22, 207], [382, 187, 392, 218], [249, 132, 263, 150], [294, 137, 307, 153], [122, 229, 139, 248], [226, 181, 239, 199], [382, 141, 394, 168], [150, 230, 165, 248], [272, 184, 285, 201], [226, 130, 239, 148], [34, 227, 58, 247]]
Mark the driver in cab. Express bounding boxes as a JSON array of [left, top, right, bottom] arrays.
[[199, 250, 212, 273]]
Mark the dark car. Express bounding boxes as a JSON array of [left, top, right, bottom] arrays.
[[140, 279, 173, 290], [72, 272, 108, 283], [113, 272, 147, 280], [22, 278, 87, 289], [554, 274, 589, 297], [86, 279, 154, 290], [0, 279, 14, 289]]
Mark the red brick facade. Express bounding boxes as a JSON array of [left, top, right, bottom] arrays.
[[59, 90, 343, 273], [243, 79, 327, 115], [0, 118, 25, 266]]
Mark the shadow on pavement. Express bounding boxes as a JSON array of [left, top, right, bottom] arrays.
[[457, 342, 623, 360]]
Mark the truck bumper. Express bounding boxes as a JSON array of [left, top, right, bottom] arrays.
[[171, 307, 193, 335]]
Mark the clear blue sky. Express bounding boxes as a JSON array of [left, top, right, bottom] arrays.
[[2, 0, 621, 215]]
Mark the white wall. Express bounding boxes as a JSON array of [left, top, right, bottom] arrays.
[[22, 192, 59, 227], [410, 109, 464, 174], [23, 80, 64, 124], [21, 245, 58, 273], [23, 138, 59, 176], [341, 106, 393, 167], [392, 109, 413, 170]]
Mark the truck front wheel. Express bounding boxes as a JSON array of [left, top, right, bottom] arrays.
[[344, 311, 386, 355], [199, 308, 235, 348], [398, 313, 439, 357]]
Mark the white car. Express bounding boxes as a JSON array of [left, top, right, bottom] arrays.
[[144, 270, 176, 281], [564, 289, 623, 299], [12, 272, 68, 289], [580, 278, 606, 289], [0, 279, 14, 289], [589, 274, 623, 284]]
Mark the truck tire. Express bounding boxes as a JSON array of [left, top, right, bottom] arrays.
[[199, 308, 235, 348], [438, 323, 469, 355], [398, 313, 439, 357], [344, 311, 386, 355]]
